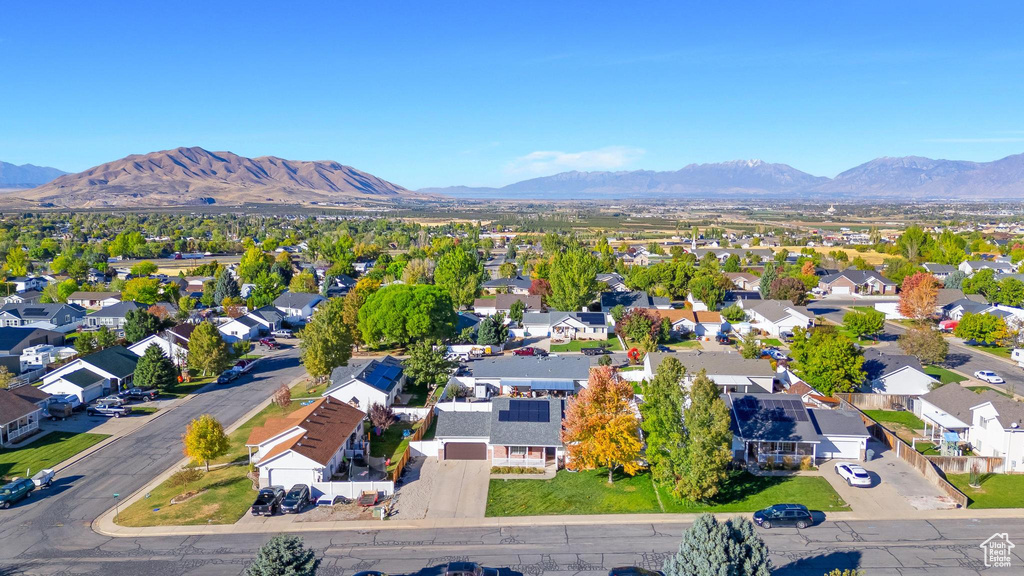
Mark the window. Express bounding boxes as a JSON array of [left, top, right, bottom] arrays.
[[508, 446, 527, 457]]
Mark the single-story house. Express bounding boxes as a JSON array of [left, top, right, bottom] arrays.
[[725, 272, 760, 291], [247, 306, 285, 333], [473, 294, 543, 317], [3, 290, 41, 305], [742, 299, 815, 337], [691, 248, 773, 264], [862, 348, 934, 395], [808, 408, 871, 460], [482, 275, 532, 295], [325, 355, 407, 409], [218, 315, 263, 343], [67, 291, 122, 310], [0, 303, 86, 330], [521, 311, 609, 341], [644, 351, 775, 394], [0, 326, 64, 357], [970, 396, 1024, 472], [273, 292, 325, 323], [943, 297, 992, 320], [922, 263, 958, 281], [657, 309, 727, 338], [39, 345, 139, 402], [818, 270, 896, 296], [600, 291, 671, 315], [959, 260, 1014, 276], [86, 301, 147, 335], [435, 396, 564, 467], [455, 355, 593, 398], [0, 388, 45, 447], [247, 397, 367, 488], [596, 272, 629, 292]]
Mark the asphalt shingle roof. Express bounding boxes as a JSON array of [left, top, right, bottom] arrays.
[[647, 351, 775, 378], [469, 356, 593, 380], [435, 410, 492, 439], [862, 348, 925, 381], [922, 383, 1003, 425], [489, 397, 564, 446], [726, 393, 821, 442], [61, 368, 106, 388], [808, 409, 870, 437], [600, 291, 670, 309], [82, 346, 139, 379], [273, 292, 324, 309], [0, 389, 42, 426], [820, 270, 896, 286]]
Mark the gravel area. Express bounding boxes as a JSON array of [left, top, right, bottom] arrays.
[[392, 457, 435, 520]]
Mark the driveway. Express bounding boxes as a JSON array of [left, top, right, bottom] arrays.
[[822, 440, 956, 514], [400, 457, 489, 519]]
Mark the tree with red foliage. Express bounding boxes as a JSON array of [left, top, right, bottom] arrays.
[[529, 278, 552, 299], [615, 308, 662, 350], [898, 272, 941, 322]]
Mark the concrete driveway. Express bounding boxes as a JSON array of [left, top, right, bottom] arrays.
[[409, 458, 489, 519]]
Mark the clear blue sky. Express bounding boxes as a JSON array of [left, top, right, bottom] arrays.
[[2, 2, 1024, 189]]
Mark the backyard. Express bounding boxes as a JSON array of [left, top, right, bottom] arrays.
[[862, 409, 923, 444], [0, 431, 109, 480], [368, 416, 436, 474], [550, 337, 622, 353], [925, 366, 967, 385], [946, 473, 1024, 508], [486, 469, 848, 516]]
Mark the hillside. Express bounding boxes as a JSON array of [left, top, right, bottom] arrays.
[[0, 161, 66, 188], [5, 147, 415, 208]]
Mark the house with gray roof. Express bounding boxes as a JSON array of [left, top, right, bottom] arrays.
[[434, 396, 564, 467], [39, 345, 139, 403], [943, 297, 992, 320], [959, 260, 1015, 276], [741, 299, 815, 337], [922, 263, 958, 281], [0, 326, 63, 358], [862, 348, 934, 395], [600, 291, 671, 314], [325, 355, 407, 409], [521, 310, 609, 341], [86, 301, 147, 335], [482, 275, 532, 295], [918, 384, 1002, 442], [0, 388, 45, 447], [818, 270, 896, 295], [3, 290, 41, 305], [969, 394, 1024, 472], [457, 355, 593, 397], [0, 303, 85, 330], [644, 351, 776, 394], [473, 294, 543, 317], [273, 292, 325, 323]]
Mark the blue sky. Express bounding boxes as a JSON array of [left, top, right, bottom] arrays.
[[2, 2, 1024, 189]]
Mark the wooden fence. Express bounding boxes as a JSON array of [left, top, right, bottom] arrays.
[[390, 407, 435, 482], [925, 455, 1005, 475], [835, 392, 916, 412]]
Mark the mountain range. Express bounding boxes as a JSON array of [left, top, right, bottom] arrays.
[[0, 161, 67, 188], [1, 147, 414, 208], [421, 153, 1024, 201]]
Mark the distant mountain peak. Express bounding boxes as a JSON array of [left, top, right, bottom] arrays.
[[0, 161, 66, 188]]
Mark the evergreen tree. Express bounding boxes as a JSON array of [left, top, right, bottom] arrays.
[[758, 265, 778, 299], [213, 271, 240, 305], [95, 326, 116, 349], [124, 308, 162, 344], [477, 313, 509, 346], [403, 339, 456, 393], [134, 344, 177, 390], [245, 535, 319, 576], [640, 357, 686, 486], [663, 514, 772, 576]]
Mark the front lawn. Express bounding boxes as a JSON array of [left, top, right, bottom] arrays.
[[664, 339, 702, 350], [761, 338, 784, 348], [117, 465, 255, 526], [485, 469, 848, 516], [836, 326, 879, 346], [291, 378, 328, 398], [0, 431, 110, 480], [131, 406, 159, 415], [213, 399, 301, 466], [862, 410, 924, 430], [161, 376, 215, 399], [947, 473, 1024, 508], [925, 366, 967, 385], [967, 344, 1013, 359], [550, 337, 622, 352]]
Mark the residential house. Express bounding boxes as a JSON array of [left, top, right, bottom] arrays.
[[725, 272, 760, 291], [0, 303, 85, 330], [67, 291, 122, 310], [325, 355, 407, 409], [809, 408, 871, 460], [40, 346, 140, 402], [86, 301, 147, 336], [455, 312, 481, 336], [3, 290, 41, 305], [916, 383, 1002, 442], [0, 388, 45, 447], [596, 272, 629, 292], [473, 294, 543, 317], [435, 396, 564, 467], [273, 292, 325, 324], [600, 291, 671, 315], [959, 260, 1015, 276], [454, 355, 593, 398], [218, 314, 263, 343], [970, 396, 1024, 472], [247, 305, 285, 333], [247, 397, 367, 489], [481, 276, 531, 295], [943, 297, 992, 320], [691, 248, 773, 263], [657, 309, 727, 338], [521, 311, 609, 341], [862, 348, 934, 395], [922, 263, 958, 281], [742, 299, 815, 337], [0, 326, 63, 357], [818, 270, 896, 295], [643, 351, 775, 394], [128, 324, 195, 367], [4, 276, 47, 293]]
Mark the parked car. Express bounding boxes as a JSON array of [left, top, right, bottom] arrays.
[[753, 503, 813, 529], [716, 333, 732, 345], [280, 484, 311, 514], [513, 347, 545, 356], [443, 562, 499, 576], [250, 486, 286, 516], [46, 400, 73, 421], [974, 370, 1005, 384], [765, 349, 789, 361], [118, 387, 159, 402], [609, 568, 664, 576], [781, 331, 795, 343], [352, 572, 389, 576], [0, 478, 35, 509], [217, 368, 241, 384], [834, 462, 873, 487], [271, 329, 294, 338], [86, 403, 132, 418], [259, 338, 278, 349], [97, 395, 126, 406], [582, 347, 610, 356]]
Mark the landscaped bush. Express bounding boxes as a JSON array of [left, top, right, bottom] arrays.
[[800, 456, 815, 471], [169, 466, 204, 488], [491, 466, 544, 474], [782, 455, 794, 470]]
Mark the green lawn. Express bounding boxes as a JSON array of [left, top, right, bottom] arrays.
[[837, 326, 879, 346], [971, 346, 1013, 359], [914, 442, 941, 456], [161, 376, 215, 399], [0, 431, 110, 480], [131, 406, 159, 415], [850, 306, 875, 314], [947, 473, 1024, 508], [925, 366, 967, 385], [291, 378, 328, 398], [761, 338, 784, 347], [550, 337, 622, 352], [117, 465, 255, 526], [664, 339, 702, 350], [966, 386, 1012, 398], [368, 417, 434, 472], [862, 410, 925, 430], [486, 469, 848, 517], [213, 399, 302, 466]]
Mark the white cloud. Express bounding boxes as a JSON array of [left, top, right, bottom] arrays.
[[505, 146, 645, 176]]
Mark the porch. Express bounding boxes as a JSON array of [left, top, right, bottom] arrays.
[[1, 410, 41, 447], [743, 440, 818, 465], [491, 445, 556, 468]]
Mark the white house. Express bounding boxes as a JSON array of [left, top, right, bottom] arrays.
[[218, 315, 263, 343], [128, 324, 194, 367], [247, 397, 367, 489], [273, 292, 325, 323], [658, 309, 727, 338], [40, 346, 139, 403], [644, 351, 775, 394], [473, 294, 543, 317], [521, 311, 609, 341], [970, 397, 1024, 472], [916, 383, 1000, 442], [434, 397, 565, 466], [742, 299, 815, 337], [324, 356, 407, 410], [959, 260, 1014, 276], [66, 291, 122, 310], [5, 276, 47, 293], [862, 349, 935, 395]]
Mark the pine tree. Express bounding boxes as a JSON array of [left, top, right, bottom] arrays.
[[246, 535, 319, 576], [95, 326, 116, 349], [124, 308, 162, 343], [758, 265, 778, 299], [134, 344, 177, 390], [213, 271, 240, 305], [663, 514, 772, 576]]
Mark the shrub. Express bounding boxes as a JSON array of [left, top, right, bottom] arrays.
[[273, 384, 291, 409], [782, 456, 794, 470], [169, 466, 204, 488], [800, 456, 815, 471]]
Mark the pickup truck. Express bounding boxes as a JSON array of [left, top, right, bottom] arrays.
[[581, 347, 610, 356], [250, 486, 285, 516], [119, 387, 158, 402], [86, 403, 133, 418]]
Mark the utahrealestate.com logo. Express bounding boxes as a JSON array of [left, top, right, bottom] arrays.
[[980, 533, 1014, 568]]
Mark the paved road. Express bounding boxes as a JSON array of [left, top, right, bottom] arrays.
[[0, 347, 304, 573], [807, 298, 1024, 394]]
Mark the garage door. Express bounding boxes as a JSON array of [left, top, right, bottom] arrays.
[[831, 286, 851, 295], [444, 442, 487, 460], [267, 468, 314, 489], [821, 437, 864, 460]]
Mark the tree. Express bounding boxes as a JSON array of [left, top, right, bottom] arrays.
[[0, 366, 13, 389], [899, 325, 949, 364], [616, 308, 662, 350], [341, 278, 379, 350], [403, 339, 455, 393], [188, 321, 230, 376], [122, 277, 160, 305], [723, 254, 741, 272], [962, 268, 999, 301], [238, 246, 272, 283], [245, 534, 319, 576], [368, 403, 396, 435], [769, 276, 808, 305], [689, 273, 728, 310], [508, 298, 526, 324], [954, 312, 1006, 345], [182, 414, 229, 471], [759, 265, 778, 298], [273, 384, 292, 409], [740, 331, 762, 359], [640, 357, 686, 487], [134, 345, 178, 390], [498, 261, 518, 278], [300, 297, 354, 383], [529, 278, 552, 299], [288, 271, 318, 293], [897, 225, 928, 262], [996, 277, 1024, 307], [721, 304, 746, 323], [561, 366, 642, 483], [434, 247, 484, 309], [791, 328, 866, 396], [944, 270, 966, 289], [898, 272, 940, 321], [95, 326, 116, 349], [124, 308, 162, 343], [401, 257, 433, 284], [358, 284, 457, 347], [247, 271, 284, 309], [75, 332, 98, 355], [129, 261, 158, 276], [548, 248, 599, 311], [663, 514, 771, 576], [842, 309, 885, 340], [677, 370, 733, 501], [477, 313, 509, 346], [213, 271, 240, 305]]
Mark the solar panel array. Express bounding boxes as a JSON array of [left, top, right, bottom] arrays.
[[365, 363, 402, 391], [498, 399, 550, 423], [734, 396, 808, 422]]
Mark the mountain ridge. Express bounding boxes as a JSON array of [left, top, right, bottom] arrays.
[[0, 161, 67, 188]]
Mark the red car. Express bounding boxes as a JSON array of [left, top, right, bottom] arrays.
[[513, 347, 546, 357], [259, 338, 278, 349]]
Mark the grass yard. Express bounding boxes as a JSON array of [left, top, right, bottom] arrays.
[[0, 431, 109, 480], [485, 469, 848, 517], [914, 442, 941, 456], [550, 338, 622, 353], [761, 338, 784, 347], [368, 416, 435, 472], [850, 306, 875, 314], [947, 473, 1024, 508], [971, 346, 1013, 359], [836, 326, 879, 346], [117, 464, 255, 526], [862, 410, 925, 430], [664, 339, 702, 350], [131, 406, 159, 415], [213, 399, 302, 466], [925, 366, 967, 385], [291, 378, 328, 398], [966, 386, 1012, 398], [161, 376, 215, 399]]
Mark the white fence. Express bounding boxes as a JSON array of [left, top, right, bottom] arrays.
[[409, 440, 439, 457], [435, 400, 493, 412], [310, 480, 394, 500], [393, 406, 431, 421], [9, 367, 46, 388]]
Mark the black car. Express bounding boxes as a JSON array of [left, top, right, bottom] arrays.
[[280, 484, 310, 514], [119, 387, 158, 402], [443, 562, 498, 576], [582, 347, 610, 356], [609, 568, 663, 576], [250, 486, 285, 516], [780, 331, 795, 343], [752, 503, 813, 529]]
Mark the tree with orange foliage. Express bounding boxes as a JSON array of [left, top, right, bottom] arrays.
[[561, 366, 642, 483], [800, 260, 816, 276], [898, 272, 940, 322]]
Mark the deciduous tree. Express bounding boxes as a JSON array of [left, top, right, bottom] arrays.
[[548, 248, 599, 311], [898, 272, 940, 321], [562, 366, 642, 483], [188, 321, 230, 376], [508, 298, 526, 324], [95, 326, 116, 349], [842, 309, 885, 340], [238, 246, 272, 283], [288, 271, 318, 294], [899, 325, 949, 364], [182, 414, 229, 471], [403, 339, 455, 393], [300, 297, 354, 383], [769, 276, 809, 305], [677, 370, 733, 501], [122, 277, 161, 305], [358, 284, 456, 347], [368, 403, 396, 435], [640, 357, 686, 487], [273, 384, 291, 409], [791, 327, 866, 396], [434, 246, 484, 309], [689, 272, 728, 310], [954, 312, 1007, 345]]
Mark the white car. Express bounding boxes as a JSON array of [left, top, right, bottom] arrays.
[[973, 370, 1005, 384], [271, 329, 294, 338], [834, 463, 873, 487]]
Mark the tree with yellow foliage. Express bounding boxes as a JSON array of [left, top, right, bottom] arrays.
[[182, 414, 229, 471], [562, 366, 642, 483]]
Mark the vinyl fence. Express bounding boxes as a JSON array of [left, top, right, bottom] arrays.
[[311, 480, 394, 500]]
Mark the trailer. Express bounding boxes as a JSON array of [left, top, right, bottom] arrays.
[[1012, 348, 1024, 368]]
